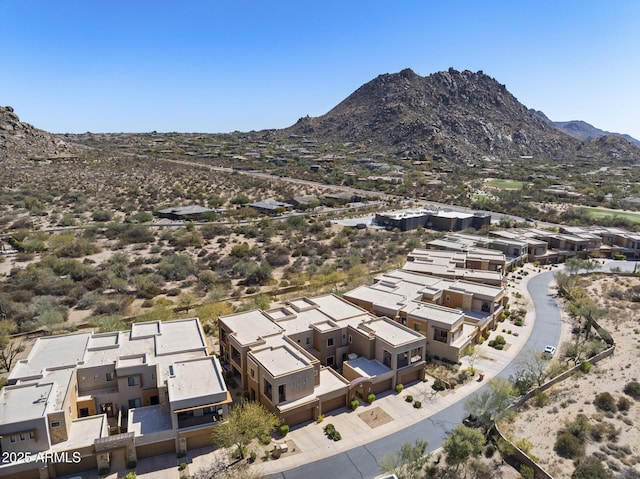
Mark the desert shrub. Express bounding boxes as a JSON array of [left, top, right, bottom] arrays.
[[92, 209, 113, 222], [580, 361, 593, 373], [534, 391, 550, 408], [618, 396, 632, 412], [323, 423, 341, 441], [395, 384, 403, 393], [367, 393, 375, 403], [594, 392, 617, 412], [350, 399, 359, 410], [413, 401, 422, 409], [520, 465, 534, 479], [156, 254, 196, 281], [565, 414, 592, 441], [572, 455, 612, 479], [623, 381, 640, 400], [259, 433, 271, 445], [278, 424, 289, 437], [406, 395, 413, 403], [432, 378, 447, 391], [590, 422, 619, 442], [555, 432, 584, 459]]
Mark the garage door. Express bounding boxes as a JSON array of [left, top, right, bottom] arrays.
[[371, 379, 392, 394], [187, 432, 215, 451], [55, 454, 97, 477], [399, 369, 422, 385], [321, 395, 347, 415], [283, 407, 314, 427], [137, 439, 175, 459]]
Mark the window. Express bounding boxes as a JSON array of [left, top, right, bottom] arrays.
[[433, 328, 448, 343], [414, 323, 421, 332], [326, 356, 334, 367], [306, 337, 311, 345], [128, 398, 142, 409], [10, 435, 16, 443], [250, 368, 255, 378], [29, 431, 35, 440], [151, 373, 156, 380], [264, 379, 273, 401], [382, 350, 392, 368], [348, 334, 352, 343], [50, 421, 60, 428], [401, 317, 407, 325], [397, 352, 409, 368], [128, 376, 140, 387], [327, 338, 334, 347], [445, 294, 451, 303], [278, 384, 286, 403]]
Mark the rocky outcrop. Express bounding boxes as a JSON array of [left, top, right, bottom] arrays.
[[0, 106, 79, 160], [282, 68, 640, 164]]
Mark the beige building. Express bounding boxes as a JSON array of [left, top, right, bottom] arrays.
[[0, 319, 231, 479], [343, 269, 507, 362], [218, 294, 427, 426]]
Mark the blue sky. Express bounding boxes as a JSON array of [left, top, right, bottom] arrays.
[[1, 1, 639, 139]]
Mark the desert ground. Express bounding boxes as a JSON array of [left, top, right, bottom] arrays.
[[504, 268, 640, 478]]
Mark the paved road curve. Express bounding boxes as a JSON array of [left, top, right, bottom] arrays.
[[267, 269, 565, 479]]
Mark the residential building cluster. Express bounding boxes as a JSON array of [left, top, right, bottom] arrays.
[[0, 319, 230, 479]]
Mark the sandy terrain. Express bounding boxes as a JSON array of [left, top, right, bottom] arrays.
[[505, 270, 640, 478]]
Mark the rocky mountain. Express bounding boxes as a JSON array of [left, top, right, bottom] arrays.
[[530, 109, 640, 147], [283, 68, 640, 164], [0, 106, 79, 160]]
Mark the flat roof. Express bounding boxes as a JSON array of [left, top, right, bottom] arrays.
[[250, 345, 311, 378], [128, 405, 173, 437], [167, 356, 228, 408], [0, 382, 55, 424], [304, 295, 367, 320], [131, 321, 161, 338], [51, 415, 107, 451], [360, 318, 423, 346], [315, 368, 349, 397], [407, 302, 464, 326], [155, 318, 207, 355], [346, 357, 390, 378], [10, 333, 91, 381], [221, 310, 283, 345]]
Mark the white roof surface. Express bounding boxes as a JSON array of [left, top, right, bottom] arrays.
[[167, 356, 228, 410]]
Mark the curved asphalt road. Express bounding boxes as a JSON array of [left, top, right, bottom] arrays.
[[268, 261, 637, 479]]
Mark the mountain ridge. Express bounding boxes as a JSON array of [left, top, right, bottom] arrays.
[[282, 68, 640, 164]]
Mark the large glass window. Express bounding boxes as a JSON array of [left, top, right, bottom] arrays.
[[382, 350, 392, 368], [433, 328, 448, 343], [264, 379, 272, 401], [128, 376, 140, 387]]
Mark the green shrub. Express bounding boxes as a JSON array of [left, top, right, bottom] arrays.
[[279, 424, 289, 437], [594, 392, 617, 412], [555, 432, 584, 459], [534, 391, 549, 408], [178, 463, 187, 471], [580, 361, 593, 373], [395, 383, 404, 393], [413, 401, 422, 409], [350, 399, 359, 411], [323, 423, 341, 441], [432, 379, 447, 391], [316, 414, 324, 423], [259, 433, 272, 445], [406, 395, 414, 402], [367, 393, 376, 403], [572, 455, 611, 479], [624, 381, 640, 400]]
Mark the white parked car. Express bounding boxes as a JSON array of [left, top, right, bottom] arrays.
[[543, 345, 556, 357]]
